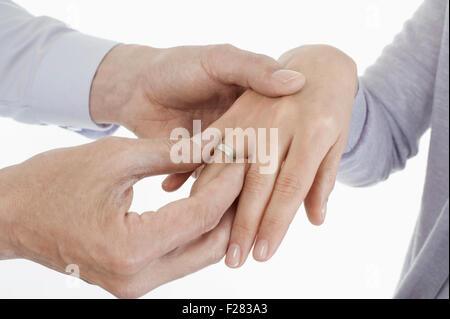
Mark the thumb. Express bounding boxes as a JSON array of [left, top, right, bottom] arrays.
[[203, 44, 306, 97], [140, 163, 246, 258], [114, 137, 202, 178]]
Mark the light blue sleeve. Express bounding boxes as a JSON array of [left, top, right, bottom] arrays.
[[0, 0, 119, 138]]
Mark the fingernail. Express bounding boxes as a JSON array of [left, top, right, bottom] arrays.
[[254, 239, 269, 261], [321, 200, 328, 222], [226, 244, 241, 268], [272, 69, 305, 84]]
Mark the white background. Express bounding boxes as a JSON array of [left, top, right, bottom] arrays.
[[0, 0, 428, 298]]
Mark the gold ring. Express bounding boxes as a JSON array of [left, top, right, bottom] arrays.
[[216, 143, 236, 159]]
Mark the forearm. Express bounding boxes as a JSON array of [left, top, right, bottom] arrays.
[[0, 165, 20, 260]]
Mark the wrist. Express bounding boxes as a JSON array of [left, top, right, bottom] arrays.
[[279, 45, 358, 99], [89, 44, 160, 126], [0, 165, 22, 260]]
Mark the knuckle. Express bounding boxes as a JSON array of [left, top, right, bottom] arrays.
[[202, 44, 236, 78], [196, 201, 220, 234], [316, 113, 339, 132], [274, 172, 301, 196], [213, 44, 237, 82], [269, 99, 294, 126], [254, 53, 279, 74], [203, 215, 221, 234], [278, 47, 298, 65], [209, 239, 228, 264], [105, 244, 143, 276], [263, 214, 289, 231], [215, 43, 237, 54], [233, 222, 257, 239], [243, 170, 267, 194], [110, 280, 141, 299], [305, 113, 339, 142], [110, 256, 140, 277], [211, 246, 227, 264]]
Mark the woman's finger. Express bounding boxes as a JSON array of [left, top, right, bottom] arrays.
[[162, 172, 192, 192], [224, 136, 288, 268], [253, 134, 330, 262], [304, 140, 346, 225]]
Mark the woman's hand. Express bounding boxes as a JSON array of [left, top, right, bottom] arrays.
[[89, 44, 306, 138], [164, 45, 358, 268]]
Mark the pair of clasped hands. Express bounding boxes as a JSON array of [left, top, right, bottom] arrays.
[[0, 44, 357, 298]]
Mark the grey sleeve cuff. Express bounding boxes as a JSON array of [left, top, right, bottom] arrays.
[[338, 79, 378, 187], [29, 30, 119, 132], [342, 79, 368, 155]]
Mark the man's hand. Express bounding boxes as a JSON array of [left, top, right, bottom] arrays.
[[89, 44, 306, 138], [0, 137, 245, 298]]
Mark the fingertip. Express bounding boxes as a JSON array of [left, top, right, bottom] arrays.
[[219, 163, 246, 190], [321, 201, 327, 223], [162, 185, 180, 192], [253, 238, 270, 262], [161, 178, 177, 192], [162, 173, 191, 192], [225, 243, 242, 268], [305, 202, 326, 226]]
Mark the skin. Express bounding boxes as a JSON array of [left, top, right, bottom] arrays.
[[0, 43, 304, 297], [0, 136, 246, 298], [164, 45, 359, 268], [90, 44, 306, 137]]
